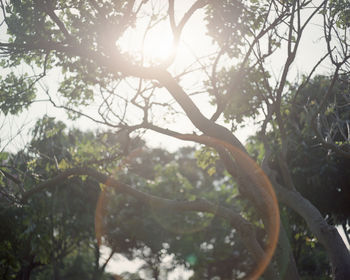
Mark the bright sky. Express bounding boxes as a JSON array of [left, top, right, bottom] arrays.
[[0, 0, 330, 153]]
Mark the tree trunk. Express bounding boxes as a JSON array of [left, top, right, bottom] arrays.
[[276, 187, 350, 279], [16, 267, 31, 280], [276, 224, 301, 280], [52, 258, 61, 280], [15, 255, 37, 280]]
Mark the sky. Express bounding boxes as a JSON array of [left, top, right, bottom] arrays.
[[0, 0, 219, 152], [0, 0, 333, 154], [0, 0, 331, 153]]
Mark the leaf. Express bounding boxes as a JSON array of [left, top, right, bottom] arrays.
[[207, 166, 216, 176], [58, 159, 69, 170]]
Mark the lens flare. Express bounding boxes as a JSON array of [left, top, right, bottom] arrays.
[[95, 135, 279, 279], [177, 134, 280, 280], [95, 148, 143, 247], [225, 142, 279, 280]]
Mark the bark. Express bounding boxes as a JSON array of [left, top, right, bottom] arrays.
[[276, 224, 301, 280], [16, 267, 31, 280], [276, 186, 350, 279], [15, 256, 40, 280]]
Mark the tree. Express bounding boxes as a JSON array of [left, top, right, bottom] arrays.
[[100, 144, 254, 279], [1, 119, 264, 279], [0, 0, 350, 279], [0, 117, 118, 280], [0, 118, 339, 279], [285, 75, 350, 223]]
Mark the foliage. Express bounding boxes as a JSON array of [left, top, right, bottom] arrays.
[[1, 0, 350, 279], [0, 118, 117, 279]]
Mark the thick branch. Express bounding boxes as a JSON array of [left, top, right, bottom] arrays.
[[21, 166, 278, 279], [21, 167, 242, 228], [272, 174, 350, 279]]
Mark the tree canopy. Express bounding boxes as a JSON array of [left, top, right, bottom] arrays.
[[0, 0, 350, 279]]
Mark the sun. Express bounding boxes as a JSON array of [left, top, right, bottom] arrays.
[[142, 27, 174, 63]]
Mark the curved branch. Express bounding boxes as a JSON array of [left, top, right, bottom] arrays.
[[20, 167, 246, 230], [45, 7, 74, 42], [20, 166, 274, 277]]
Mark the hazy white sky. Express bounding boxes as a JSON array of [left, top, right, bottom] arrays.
[[0, 0, 330, 153]]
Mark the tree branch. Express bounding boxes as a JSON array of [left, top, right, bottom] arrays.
[[20, 158, 278, 279]]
